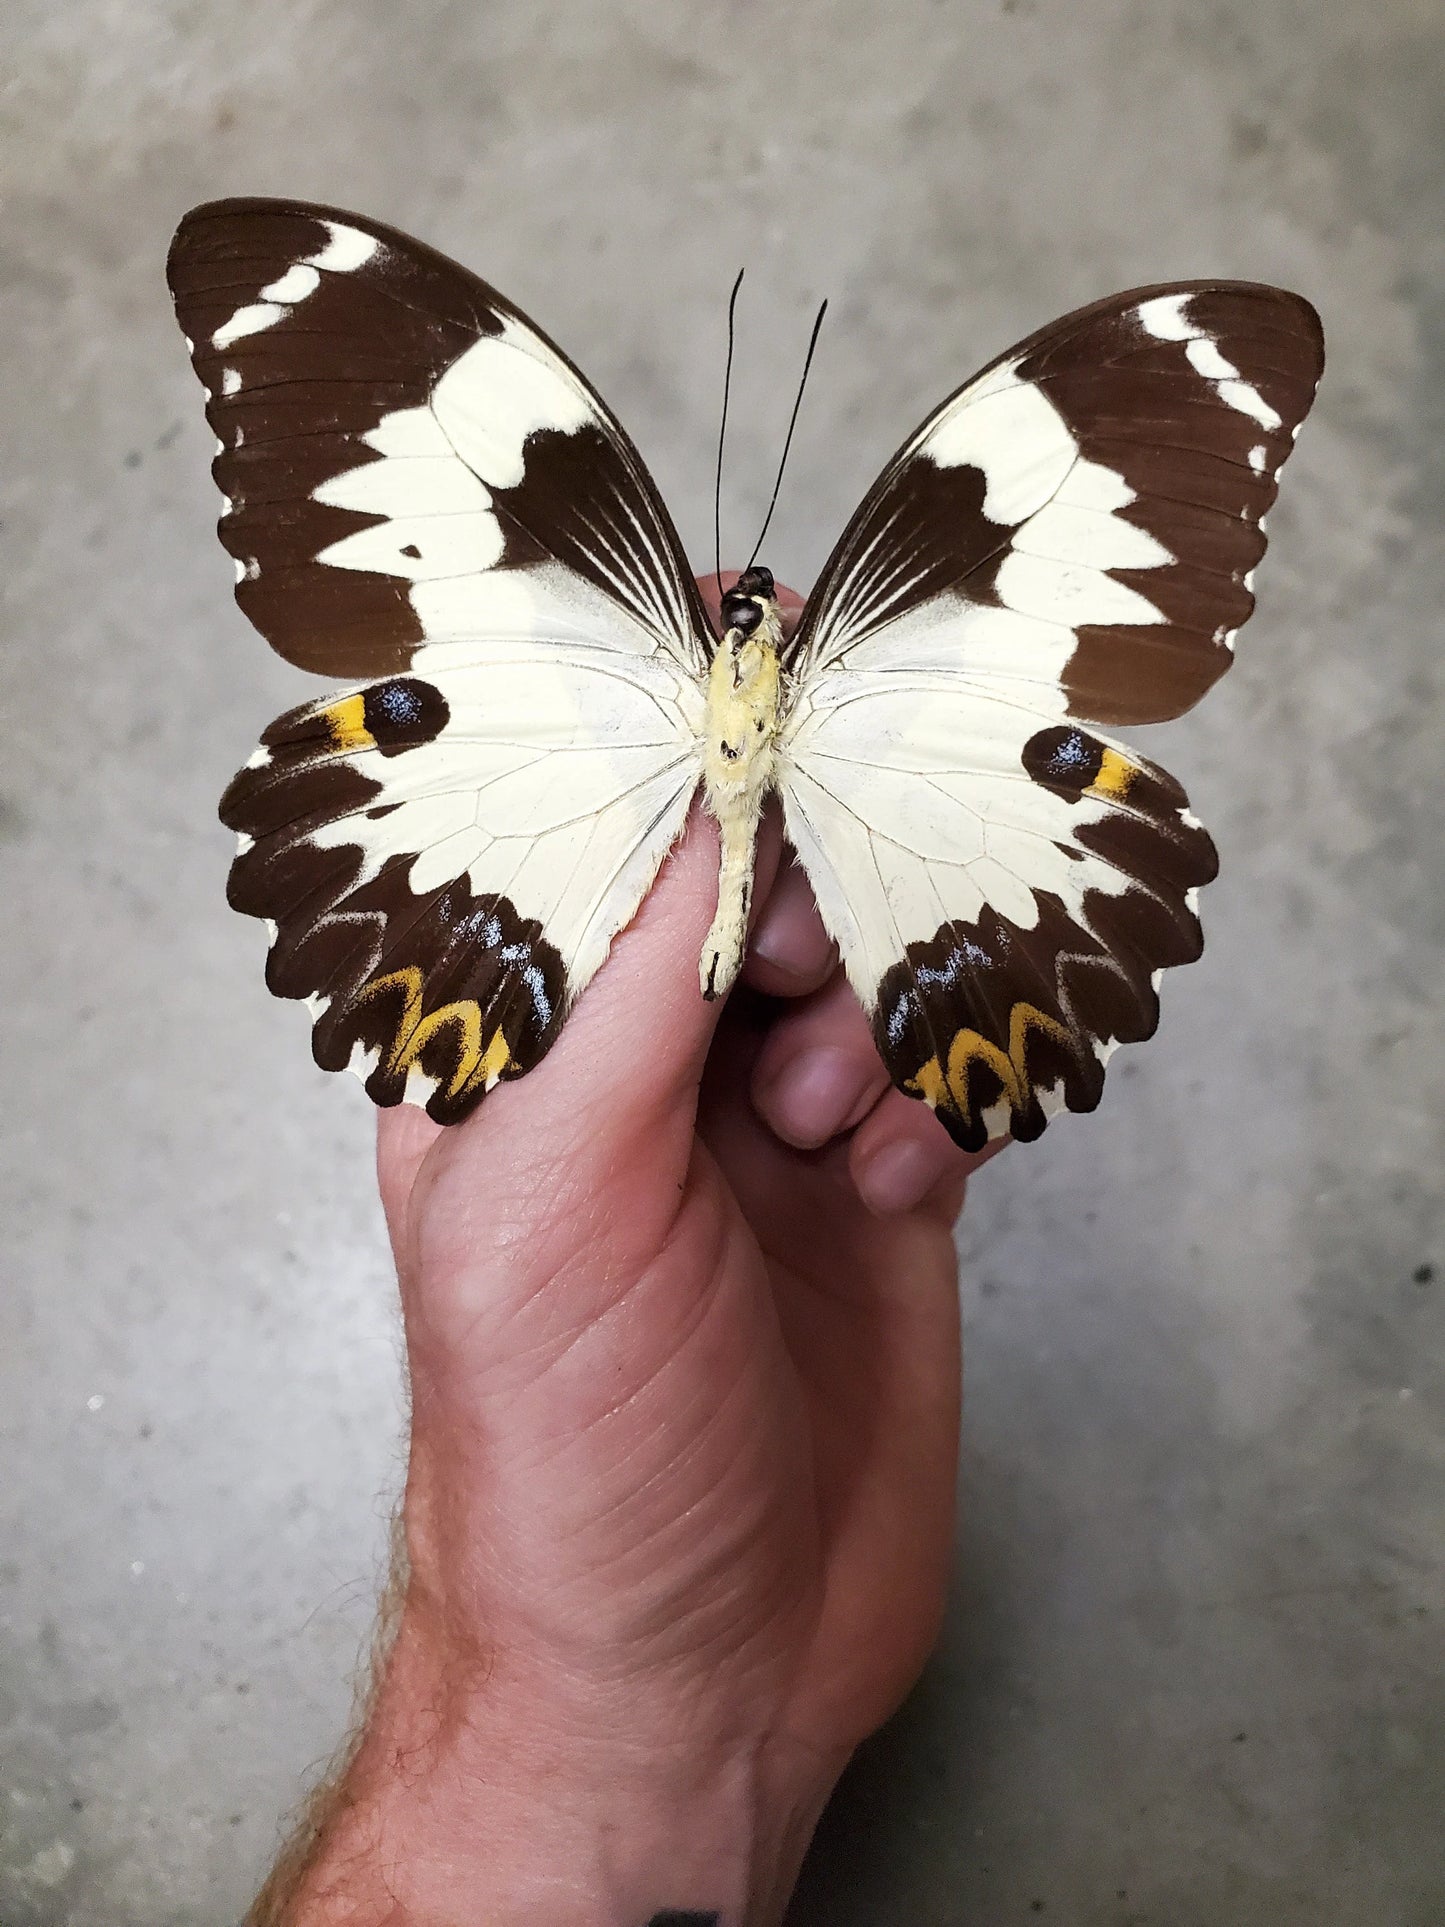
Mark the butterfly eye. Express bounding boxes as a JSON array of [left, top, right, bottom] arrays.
[[721, 593, 763, 637], [735, 565, 774, 598]]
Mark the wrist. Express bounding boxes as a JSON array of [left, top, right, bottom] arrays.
[[281, 1596, 843, 1927]]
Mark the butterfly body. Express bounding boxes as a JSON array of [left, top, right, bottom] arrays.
[[700, 571, 787, 999], [169, 200, 1323, 1146]]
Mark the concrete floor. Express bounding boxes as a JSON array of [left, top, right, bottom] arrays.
[[2, 1, 1442, 1920]]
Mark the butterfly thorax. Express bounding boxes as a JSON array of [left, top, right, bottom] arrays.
[[698, 570, 785, 1001]]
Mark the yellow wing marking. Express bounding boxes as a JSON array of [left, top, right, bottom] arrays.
[[323, 693, 374, 754], [353, 966, 512, 1099], [905, 1001, 1073, 1123], [910, 1055, 951, 1112], [1092, 748, 1137, 800]]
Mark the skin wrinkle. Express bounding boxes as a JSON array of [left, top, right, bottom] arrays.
[[407, 1346, 810, 1697], [403, 1178, 759, 1535], [504, 1245, 799, 1609], [408, 1210, 631, 1395], [551, 1509, 814, 1689], [479, 1244, 737, 1476]]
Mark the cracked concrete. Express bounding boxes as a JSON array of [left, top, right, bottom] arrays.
[[2, 1, 1441, 1920]]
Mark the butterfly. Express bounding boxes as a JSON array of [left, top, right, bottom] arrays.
[[167, 198, 1323, 1152]]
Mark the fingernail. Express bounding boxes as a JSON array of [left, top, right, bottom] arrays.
[[856, 1140, 953, 1216], [757, 1047, 874, 1149]]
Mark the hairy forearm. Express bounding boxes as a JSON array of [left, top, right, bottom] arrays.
[[244, 1583, 838, 1927]]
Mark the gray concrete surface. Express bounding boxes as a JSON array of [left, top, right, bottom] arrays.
[[2, 1, 1442, 1921]]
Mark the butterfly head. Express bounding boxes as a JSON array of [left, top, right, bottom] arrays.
[[720, 565, 776, 640]]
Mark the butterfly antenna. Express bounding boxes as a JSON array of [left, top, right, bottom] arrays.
[[715, 268, 745, 593], [746, 295, 829, 572]]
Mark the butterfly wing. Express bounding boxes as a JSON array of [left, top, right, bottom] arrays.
[[781, 282, 1324, 1149], [169, 199, 711, 1121], [167, 198, 712, 679]]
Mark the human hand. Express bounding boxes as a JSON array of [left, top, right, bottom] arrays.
[[268, 579, 1001, 1927]]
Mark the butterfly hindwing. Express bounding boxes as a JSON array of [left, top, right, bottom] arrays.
[[220, 645, 704, 1123], [782, 281, 1323, 1147], [781, 680, 1217, 1150], [170, 199, 712, 1121]]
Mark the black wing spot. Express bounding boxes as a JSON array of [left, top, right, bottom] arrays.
[[361, 677, 450, 756], [1021, 725, 1103, 799]]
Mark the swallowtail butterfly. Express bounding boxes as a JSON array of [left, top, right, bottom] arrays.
[[168, 200, 1323, 1151]]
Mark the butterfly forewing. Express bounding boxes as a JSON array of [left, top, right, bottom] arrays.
[[782, 281, 1323, 1149], [789, 281, 1322, 721], [170, 198, 712, 1122], [167, 198, 711, 677]]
